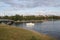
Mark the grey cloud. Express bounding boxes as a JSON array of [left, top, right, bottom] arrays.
[[0, 0, 60, 8]]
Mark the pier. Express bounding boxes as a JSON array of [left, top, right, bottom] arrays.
[[0, 19, 14, 25]]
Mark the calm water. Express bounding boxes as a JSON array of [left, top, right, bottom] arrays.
[[13, 20, 60, 40]]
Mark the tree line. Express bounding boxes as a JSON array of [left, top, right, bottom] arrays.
[[0, 14, 60, 21]]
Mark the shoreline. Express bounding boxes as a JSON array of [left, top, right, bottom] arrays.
[[14, 20, 60, 23], [0, 24, 56, 40]]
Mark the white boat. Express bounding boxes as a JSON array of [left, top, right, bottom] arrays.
[[26, 23, 35, 26]]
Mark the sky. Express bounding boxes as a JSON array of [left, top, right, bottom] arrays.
[[0, 0, 60, 16]]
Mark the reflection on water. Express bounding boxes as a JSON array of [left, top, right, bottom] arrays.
[[13, 21, 60, 40]]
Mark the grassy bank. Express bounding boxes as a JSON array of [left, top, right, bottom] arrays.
[[0, 24, 55, 40]]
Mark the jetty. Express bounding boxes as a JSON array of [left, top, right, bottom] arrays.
[[0, 19, 14, 25]]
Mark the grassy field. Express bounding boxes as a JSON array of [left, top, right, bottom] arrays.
[[0, 24, 56, 40]]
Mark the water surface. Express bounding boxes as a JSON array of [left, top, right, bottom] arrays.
[[13, 21, 60, 40]]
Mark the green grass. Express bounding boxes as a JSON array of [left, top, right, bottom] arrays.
[[0, 24, 56, 40]]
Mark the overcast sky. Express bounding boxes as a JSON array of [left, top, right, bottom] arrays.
[[0, 0, 60, 16]]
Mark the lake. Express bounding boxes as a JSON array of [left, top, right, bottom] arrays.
[[13, 20, 60, 40]]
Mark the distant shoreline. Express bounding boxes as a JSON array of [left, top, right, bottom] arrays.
[[14, 20, 60, 23]]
